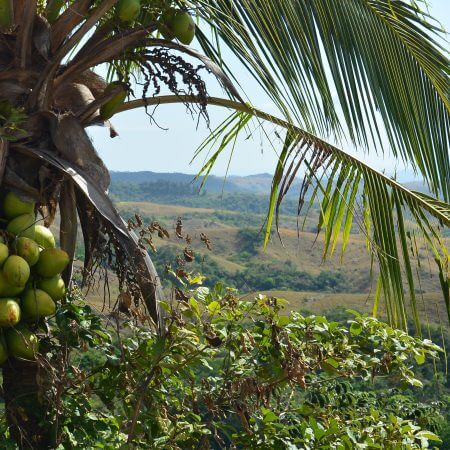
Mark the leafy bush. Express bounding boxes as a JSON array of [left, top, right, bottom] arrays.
[[1, 279, 446, 448], [150, 245, 349, 293]]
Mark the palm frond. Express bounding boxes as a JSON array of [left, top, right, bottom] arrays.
[[192, 0, 450, 201], [15, 144, 164, 329], [262, 120, 449, 333], [120, 95, 449, 331]]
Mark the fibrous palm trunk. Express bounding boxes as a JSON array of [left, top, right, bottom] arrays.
[[0, 2, 163, 447], [2, 359, 51, 448]]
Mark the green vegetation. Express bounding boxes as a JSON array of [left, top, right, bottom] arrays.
[[1, 0, 448, 447], [152, 245, 347, 293], [1, 283, 448, 448], [111, 180, 319, 220]]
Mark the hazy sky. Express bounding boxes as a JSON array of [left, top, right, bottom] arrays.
[[88, 0, 449, 179]]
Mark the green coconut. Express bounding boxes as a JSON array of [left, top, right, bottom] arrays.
[[0, 242, 8, 267], [0, 270, 24, 297], [37, 275, 65, 301], [15, 237, 40, 266], [99, 83, 128, 120], [0, 333, 7, 364], [6, 324, 39, 360], [34, 225, 56, 249], [21, 288, 56, 321], [116, 0, 140, 23], [0, 298, 21, 327], [169, 11, 195, 45], [3, 192, 35, 219], [6, 213, 36, 239], [158, 7, 176, 40], [3, 255, 30, 287], [35, 248, 69, 278]]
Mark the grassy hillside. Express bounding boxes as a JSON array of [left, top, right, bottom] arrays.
[[53, 174, 442, 324], [110, 193, 446, 323]]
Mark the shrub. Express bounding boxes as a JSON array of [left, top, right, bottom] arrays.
[[0, 279, 445, 448]]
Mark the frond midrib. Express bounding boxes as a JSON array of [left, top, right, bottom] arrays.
[[118, 94, 450, 227]]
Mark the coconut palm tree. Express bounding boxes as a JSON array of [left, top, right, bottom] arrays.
[[0, 0, 448, 447]]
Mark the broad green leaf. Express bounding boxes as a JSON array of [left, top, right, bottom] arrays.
[[350, 322, 363, 336], [189, 297, 201, 319], [207, 301, 221, 315], [415, 431, 442, 442]]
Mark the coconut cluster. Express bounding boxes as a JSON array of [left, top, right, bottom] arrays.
[[114, 0, 196, 45], [159, 7, 196, 45], [0, 192, 69, 364]]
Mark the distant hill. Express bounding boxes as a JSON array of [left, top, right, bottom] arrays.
[[110, 171, 275, 194], [110, 171, 427, 196], [109, 172, 434, 222]]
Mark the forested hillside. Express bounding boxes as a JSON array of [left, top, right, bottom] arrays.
[[106, 175, 448, 321]]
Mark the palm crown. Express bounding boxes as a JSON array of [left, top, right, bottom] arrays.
[[0, 0, 448, 333]]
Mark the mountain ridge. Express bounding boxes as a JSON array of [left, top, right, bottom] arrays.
[[110, 171, 427, 195]]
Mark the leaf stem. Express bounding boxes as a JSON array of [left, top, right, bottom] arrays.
[[117, 95, 449, 226]]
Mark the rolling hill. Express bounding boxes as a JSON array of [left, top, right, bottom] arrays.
[[61, 172, 446, 324]]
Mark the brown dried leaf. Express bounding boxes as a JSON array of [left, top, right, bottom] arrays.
[[176, 268, 188, 278], [134, 214, 143, 227], [175, 288, 189, 302], [118, 291, 132, 313], [49, 113, 110, 191], [175, 218, 183, 239], [183, 247, 194, 262], [200, 233, 212, 251], [143, 237, 156, 252]]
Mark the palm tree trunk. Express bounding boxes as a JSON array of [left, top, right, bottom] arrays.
[[2, 359, 52, 449], [0, 4, 162, 445]]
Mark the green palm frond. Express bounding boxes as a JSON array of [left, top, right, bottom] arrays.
[[120, 95, 449, 332], [192, 0, 450, 201], [251, 106, 448, 333]]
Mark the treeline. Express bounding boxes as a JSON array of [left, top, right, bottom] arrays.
[[151, 245, 347, 293], [110, 180, 200, 200], [110, 180, 317, 216]]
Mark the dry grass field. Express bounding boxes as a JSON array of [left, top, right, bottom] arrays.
[[73, 200, 449, 327]]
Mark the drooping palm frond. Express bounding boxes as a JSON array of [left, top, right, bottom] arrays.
[[192, 0, 450, 202], [119, 95, 449, 332]]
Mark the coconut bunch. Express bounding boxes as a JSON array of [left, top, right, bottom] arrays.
[[0, 192, 69, 364], [91, 1, 197, 122]]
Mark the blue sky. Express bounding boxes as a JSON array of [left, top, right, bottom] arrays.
[[88, 0, 449, 180]]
